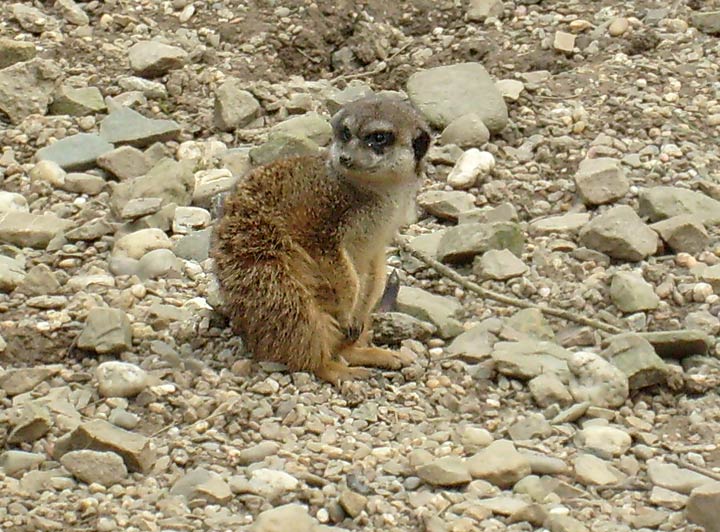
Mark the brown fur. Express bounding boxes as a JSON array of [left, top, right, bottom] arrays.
[[211, 96, 430, 385]]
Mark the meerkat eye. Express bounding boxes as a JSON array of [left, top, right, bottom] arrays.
[[339, 125, 352, 142], [364, 131, 395, 150]]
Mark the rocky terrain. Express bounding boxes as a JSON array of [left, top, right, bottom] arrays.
[[1, 0, 720, 531]]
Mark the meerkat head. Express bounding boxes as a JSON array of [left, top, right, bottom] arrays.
[[329, 95, 431, 187]]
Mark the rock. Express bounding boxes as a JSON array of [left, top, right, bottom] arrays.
[[417, 190, 476, 221], [214, 78, 261, 131], [30, 158, 67, 186], [97, 146, 151, 181], [0, 191, 29, 214], [121, 197, 163, 220], [575, 425, 631, 457], [100, 106, 181, 147], [395, 286, 463, 338], [685, 310, 720, 336], [528, 373, 573, 407], [60, 450, 128, 486], [458, 425, 494, 452], [251, 504, 317, 532], [8, 402, 52, 444], [691, 11, 720, 35], [339, 490, 367, 518], [578, 205, 658, 261], [0, 255, 25, 292], [0, 451, 45, 477], [496, 79, 524, 101], [522, 453, 569, 475], [174, 228, 212, 262], [96, 361, 149, 398], [701, 264, 720, 293], [0, 367, 57, 396], [687, 482, 720, 532], [243, 468, 300, 500], [474, 248, 528, 280], [637, 330, 712, 358], [459, 203, 518, 225], [77, 308, 132, 354], [610, 271, 660, 312], [638, 186, 720, 225], [49, 85, 105, 116], [502, 308, 555, 341], [55, 0, 90, 25], [11, 3, 59, 32], [553, 31, 576, 53], [446, 148, 495, 189], [650, 486, 689, 510], [568, 351, 629, 408], [113, 228, 173, 259], [112, 158, 195, 215], [445, 322, 496, 361], [508, 413, 552, 441], [171, 467, 232, 504], [66, 217, 114, 242], [416, 456, 472, 487], [137, 248, 183, 280], [249, 133, 319, 166], [650, 215, 709, 254], [236, 441, 280, 466], [491, 340, 572, 380], [0, 58, 61, 123], [0, 38, 36, 70], [128, 41, 188, 77], [407, 62, 508, 133], [476, 497, 531, 517], [0, 212, 72, 249], [173, 206, 211, 234], [62, 172, 106, 195], [529, 213, 590, 235], [405, 231, 444, 260], [574, 157, 628, 205], [59, 419, 155, 473], [467, 439, 532, 488], [647, 460, 715, 494], [441, 114, 491, 149], [602, 334, 668, 390], [545, 515, 589, 532], [437, 222, 523, 263], [372, 312, 436, 345], [35, 133, 114, 171], [608, 17, 630, 36], [466, 0, 503, 22], [192, 168, 238, 207], [271, 112, 332, 146]]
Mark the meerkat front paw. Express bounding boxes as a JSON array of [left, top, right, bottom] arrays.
[[340, 346, 415, 370]]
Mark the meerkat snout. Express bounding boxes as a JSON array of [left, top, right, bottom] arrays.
[[329, 96, 431, 185]]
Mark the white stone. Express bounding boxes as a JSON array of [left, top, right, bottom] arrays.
[[446, 148, 496, 189]]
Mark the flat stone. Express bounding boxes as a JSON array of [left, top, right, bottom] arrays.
[[271, 112, 332, 146], [474, 248, 528, 280], [0, 38, 36, 69], [508, 413, 552, 441], [522, 452, 569, 475], [602, 333, 668, 390], [568, 351, 629, 408], [0, 212, 72, 249], [691, 11, 720, 35], [687, 482, 720, 531], [477, 497, 530, 516], [574, 157, 628, 205], [56, 0, 89, 25], [467, 439, 531, 488], [121, 197, 163, 220], [97, 145, 151, 180], [496, 79, 524, 101], [502, 308, 555, 341], [529, 213, 590, 234], [466, 0, 504, 22], [239, 468, 300, 500], [339, 490, 368, 518], [128, 41, 188, 78], [96, 361, 149, 398], [174, 228, 212, 262], [637, 330, 712, 358], [610, 271, 660, 313], [650, 215, 709, 254], [8, 402, 52, 444], [459, 203, 518, 225], [395, 286, 463, 338], [172, 467, 233, 504], [173, 206, 211, 234], [491, 340, 573, 381], [49, 85, 105, 116], [407, 62, 508, 133], [66, 217, 114, 242], [0, 255, 25, 292], [77, 308, 132, 354], [0, 367, 57, 396], [416, 456, 472, 487], [59, 419, 155, 473], [113, 228, 173, 259], [62, 172, 106, 195], [12, 263, 60, 296], [575, 425, 632, 457], [701, 264, 720, 293], [528, 373, 573, 407], [440, 113, 491, 149], [650, 486, 688, 510], [445, 322, 496, 361], [553, 31, 576, 52], [214, 78, 261, 131], [647, 460, 715, 494], [100, 106, 181, 148], [438, 221, 523, 263], [0, 451, 45, 477], [545, 515, 589, 532], [405, 231, 445, 260], [0, 58, 60, 123], [417, 190, 476, 221], [35, 133, 114, 171], [11, 3, 59, 33], [579, 205, 658, 261], [235, 441, 280, 466], [112, 158, 195, 215], [251, 504, 317, 532], [639, 186, 720, 225], [60, 450, 128, 486], [249, 133, 320, 167], [372, 312, 436, 345]]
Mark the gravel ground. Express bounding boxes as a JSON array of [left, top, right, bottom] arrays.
[[1, 1, 720, 531]]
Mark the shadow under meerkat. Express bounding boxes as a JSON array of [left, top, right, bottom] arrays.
[[211, 95, 431, 385]]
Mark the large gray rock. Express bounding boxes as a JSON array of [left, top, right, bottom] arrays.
[[650, 215, 709, 254], [647, 460, 715, 495], [637, 330, 712, 358], [0, 38, 36, 69], [574, 425, 632, 457], [0, 367, 57, 396], [128, 41, 188, 77], [49, 85, 105, 116], [438, 222, 523, 263], [407, 62, 508, 132], [249, 133, 319, 167], [0, 255, 25, 292], [574, 157, 628, 205], [0, 192, 30, 214], [529, 213, 590, 235], [609, 271, 660, 313], [97, 145, 151, 181], [474, 248, 528, 280], [77, 308, 132, 354], [417, 190, 476, 221], [60, 450, 128, 487], [10, 3, 59, 34], [171, 467, 233, 504], [568, 351, 629, 409], [579, 205, 658, 261], [467, 439, 531, 488], [0, 212, 72, 249], [574, 454, 622, 486], [96, 361, 149, 398], [416, 456, 472, 487], [691, 11, 720, 34], [687, 482, 720, 532], [35, 133, 114, 171], [214, 78, 261, 131], [100, 106, 181, 148], [251, 504, 318, 532], [639, 186, 720, 225], [491, 340, 573, 381], [0, 58, 61, 123], [271, 112, 332, 146], [56, 0, 90, 25], [113, 228, 173, 259], [395, 286, 463, 338], [602, 334, 668, 390]]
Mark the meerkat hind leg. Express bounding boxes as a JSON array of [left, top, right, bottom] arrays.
[[314, 359, 372, 386], [339, 345, 415, 370]]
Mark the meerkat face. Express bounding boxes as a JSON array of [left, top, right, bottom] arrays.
[[329, 96, 431, 187]]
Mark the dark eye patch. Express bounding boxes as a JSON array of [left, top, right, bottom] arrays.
[[339, 125, 352, 142], [363, 131, 395, 152]]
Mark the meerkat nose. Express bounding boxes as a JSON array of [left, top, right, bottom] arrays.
[[339, 154, 353, 168]]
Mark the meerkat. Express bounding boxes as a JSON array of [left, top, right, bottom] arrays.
[[211, 95, 431, 385]]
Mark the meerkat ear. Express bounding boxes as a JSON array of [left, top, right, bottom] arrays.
[[412, 128, 431, 162], [330, 109, 346, 131]]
